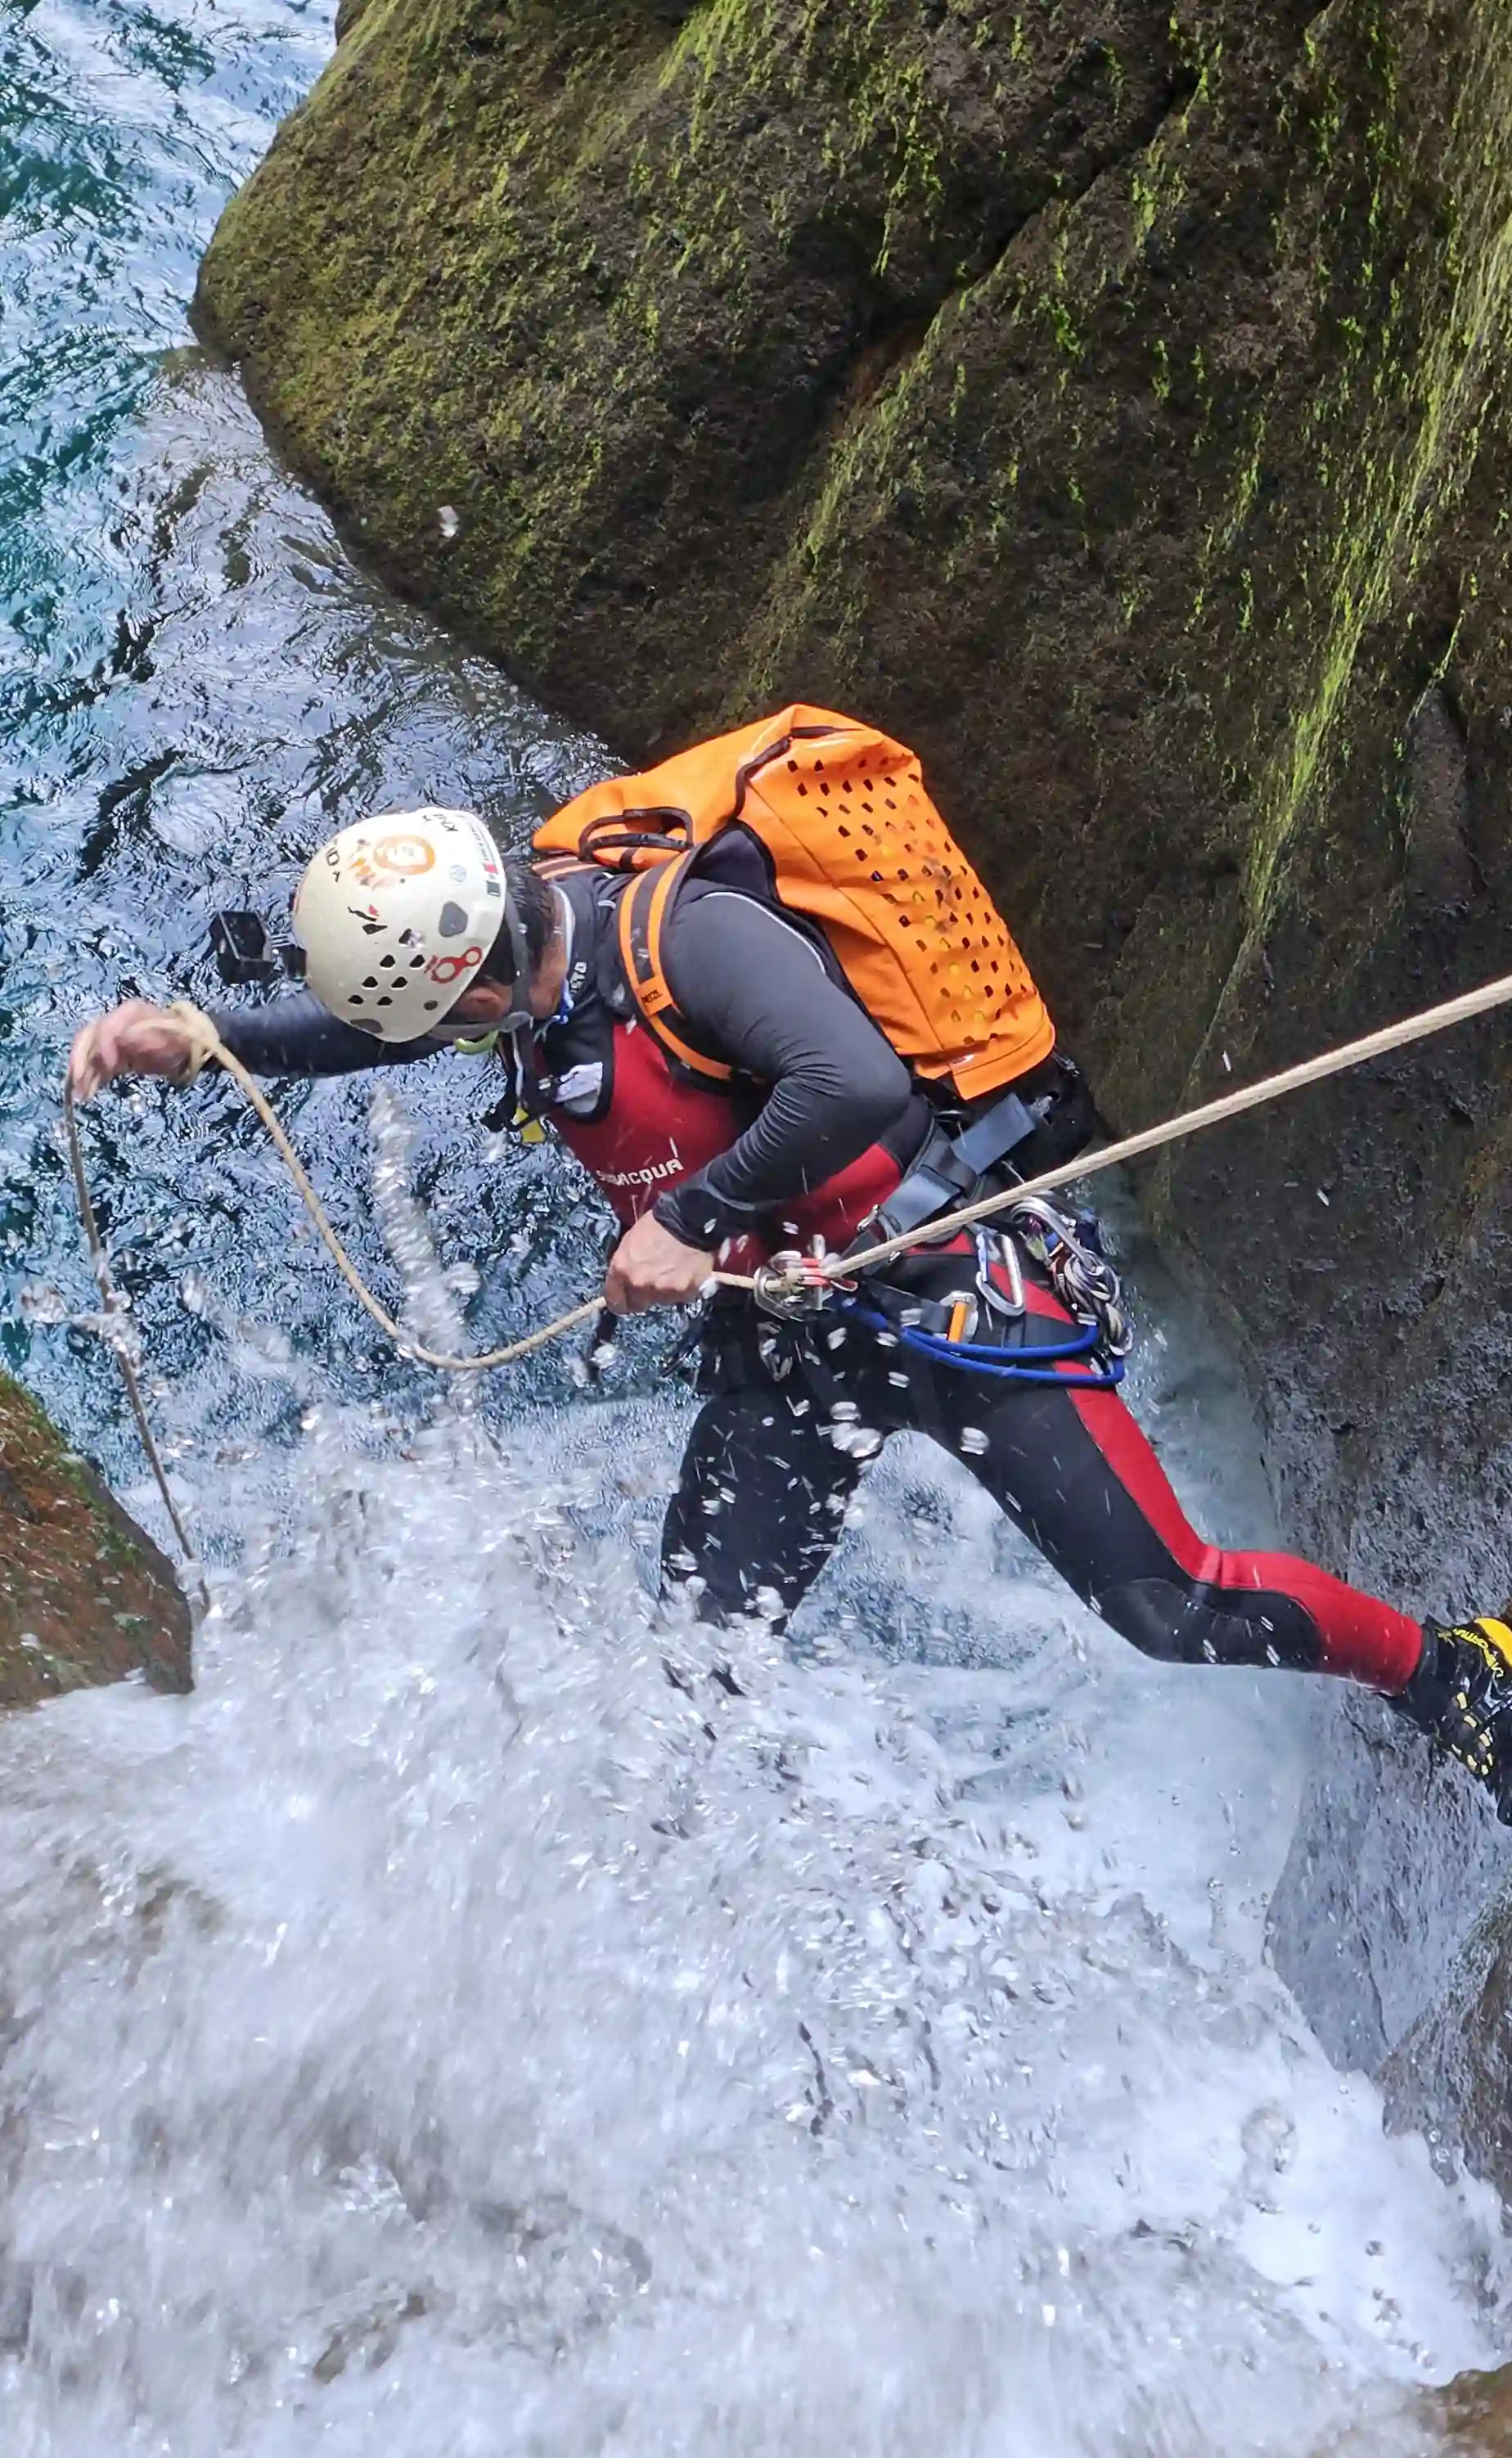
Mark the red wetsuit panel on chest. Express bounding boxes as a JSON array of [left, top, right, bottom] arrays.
[[547, 1016, 903, 1258], [551, 1019, 748, 1229]]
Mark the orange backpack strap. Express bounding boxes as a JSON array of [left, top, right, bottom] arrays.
[[616, 854, 735, 1086]]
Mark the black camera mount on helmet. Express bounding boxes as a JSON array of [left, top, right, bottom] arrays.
[[209, 910, 308, 989]]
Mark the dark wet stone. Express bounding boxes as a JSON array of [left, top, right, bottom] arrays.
[[0, 1371, 192, 1707]]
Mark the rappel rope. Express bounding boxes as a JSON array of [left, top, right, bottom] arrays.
[[833, 964, 1512, 1281], [63, 1078, 207, 1600], [63, 969, 1512, 1571], [157, 1003, 758, 1367]]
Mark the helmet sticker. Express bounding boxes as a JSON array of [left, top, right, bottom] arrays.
[[373, 834, 438, 875], [427, 947, 484, 986], [349, 834, 438, 890]]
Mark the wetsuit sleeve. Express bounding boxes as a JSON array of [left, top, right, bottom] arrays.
[[649, 891, 916, 1249], [205, 993, 440, 1078]]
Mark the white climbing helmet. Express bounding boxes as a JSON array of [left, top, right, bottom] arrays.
[[292, 807, 527, 1042]]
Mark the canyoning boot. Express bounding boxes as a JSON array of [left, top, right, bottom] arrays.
[[1394, 1615, 1512, 1821]]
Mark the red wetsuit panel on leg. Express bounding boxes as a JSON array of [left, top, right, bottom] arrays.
[[1010, 1282, 1422, 1693]]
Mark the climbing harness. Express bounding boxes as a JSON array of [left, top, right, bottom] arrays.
[[62, 964, 1512, 1568], [860, 1084, 1060, 1250], [838, 1206, 1132, 1394], [1007, 1197, 1133, 1361]]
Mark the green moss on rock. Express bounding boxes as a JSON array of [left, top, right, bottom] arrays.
[[0, 1371, 192, 1706]]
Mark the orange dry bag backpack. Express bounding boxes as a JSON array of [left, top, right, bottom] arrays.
[[532, 705, 1054, 1102]]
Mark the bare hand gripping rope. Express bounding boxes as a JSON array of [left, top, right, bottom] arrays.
[[64, 973, 1512, 1568]]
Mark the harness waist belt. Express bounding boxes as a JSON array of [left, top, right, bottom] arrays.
[[863, 1089, 1045, 1249]]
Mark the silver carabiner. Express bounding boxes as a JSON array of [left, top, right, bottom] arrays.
[[974, 1226, 1024, 1320]]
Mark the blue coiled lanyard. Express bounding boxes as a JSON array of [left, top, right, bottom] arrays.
[[837, 1296, 1127, 1392]]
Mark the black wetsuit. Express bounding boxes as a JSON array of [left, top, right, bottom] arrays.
[[210, 862, 1423, 1693]]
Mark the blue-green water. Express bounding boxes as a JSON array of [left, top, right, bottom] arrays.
[[0, 11, 1501, 2452], [0, 0, 610, 1515]]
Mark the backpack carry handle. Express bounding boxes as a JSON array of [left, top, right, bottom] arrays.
[[574, 808, 692, 871]]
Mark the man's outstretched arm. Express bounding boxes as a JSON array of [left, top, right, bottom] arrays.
[[67, 993, 438, 1100], [205, 993, 438, 1078]]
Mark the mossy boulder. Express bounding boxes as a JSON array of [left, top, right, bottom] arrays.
[[0, 1371, 192, 1705], [1431, 2366, 1512, 2456]]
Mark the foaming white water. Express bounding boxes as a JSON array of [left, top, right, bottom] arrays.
[[0, 1200, 1505, 2452]]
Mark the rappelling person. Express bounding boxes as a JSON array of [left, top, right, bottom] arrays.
[[67, 704, 1512, 1820]]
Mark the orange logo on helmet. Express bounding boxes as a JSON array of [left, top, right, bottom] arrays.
[[348, 834, 439, 889], [427, 946, 484, 986], [373, 834, 437, 876]]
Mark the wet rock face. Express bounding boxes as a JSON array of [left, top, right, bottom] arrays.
[[1433, 2364, 1512, 2453], [1268, 1694, 1512, 2078], [0, 1371, 192, 1706], [1382, 1910, 1512, 2206]]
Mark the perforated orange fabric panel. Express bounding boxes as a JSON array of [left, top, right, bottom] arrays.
[[536, 706, 1054, 1099]]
